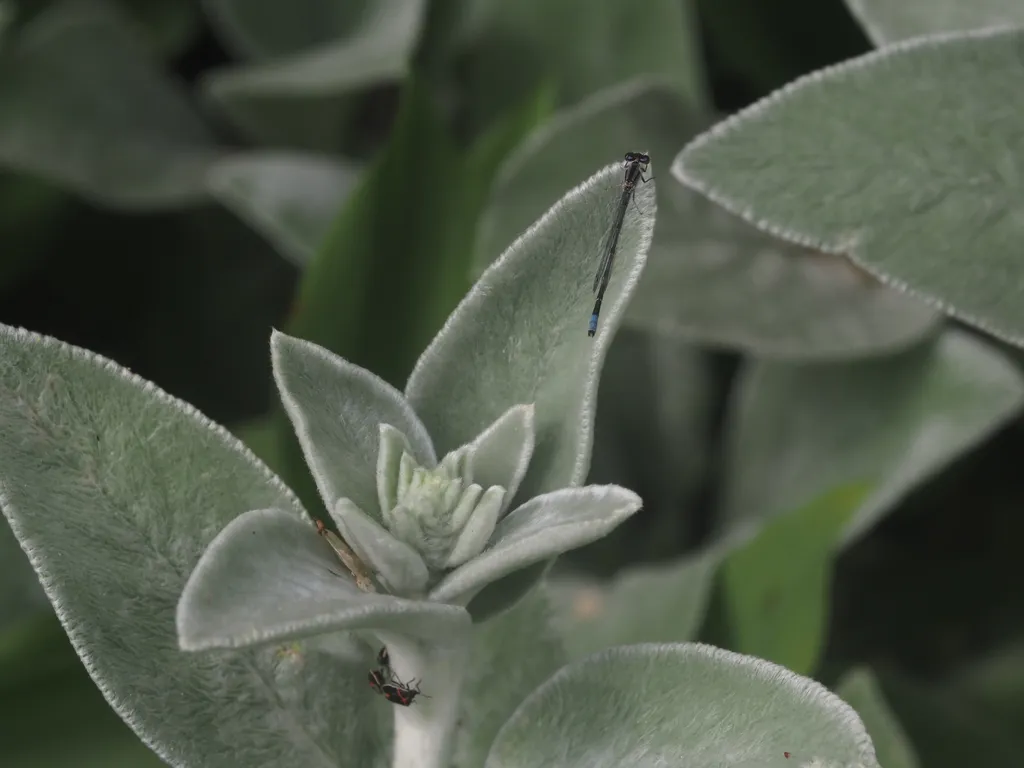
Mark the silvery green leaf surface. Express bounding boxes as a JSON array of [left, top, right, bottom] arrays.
[[430, 486, 642, 604], [675, 28, 1024, 350], [205, 151, 360, 268], [721, 483, 871, 675], [476, 78, 936, 360], [177, 508, 462, 651], [407, 161, 655, 505], [451, 588, 567, 768], [838, 667, 920, 768], [485, 643, 879, 768], [0, 0, 219, 208], [203, 0, 424, 147], [331, 498, 429, 594], [0, 324, 386, 767], [272, 329, 436, 522], [550, 548, 719, 661], [463, 403, 535, 514], [846, 0, 1024, 45], [721, 330, 1024, 548]]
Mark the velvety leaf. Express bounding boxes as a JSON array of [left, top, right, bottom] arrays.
[[430, 486, 643, 604], [485, 643, 879, 767], [331, 498, 429, 595], [720, 483, 871, 675], [0, 0, 219, 208], [675, 28, 1024, 350], [206, 151, 359, 268], [0, 324, 387, 767], [838, 667, 920, 768], [271, 329, 436, 522], [846, 0, 1024, 45], [721, 330, 1024, 548], [407, 160, 656, 504], [463, 403, 535, 512], [177, 508, 461, 650]]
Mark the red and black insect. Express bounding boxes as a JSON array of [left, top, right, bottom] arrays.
[[379, 677, 429, 707], [368, 667, 389, 694]]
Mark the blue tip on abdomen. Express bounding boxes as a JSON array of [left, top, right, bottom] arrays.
[[588, 314, 598, 336]]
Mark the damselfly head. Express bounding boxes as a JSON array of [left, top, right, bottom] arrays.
[[624, 151, 650, 171]]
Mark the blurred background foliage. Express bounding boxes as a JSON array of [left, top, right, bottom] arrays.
[[0, 0, 1022, 765]]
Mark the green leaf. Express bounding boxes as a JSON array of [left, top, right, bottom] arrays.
[[407, 160, 656, 502], [485, 643, 879, 767], [205, 151, 360, 268], [880, 671, 1023, 767], [550, 548, 719, 661], [430, 486, 642, 604], [837, 667, 920, 768], [0, 0, 219, 208], [0, 325, 386, 766], [676, 28, 1024, 350], [721, 330, 1024, 548], [285, 77, 470, 388], [477, 78, 935, 359], [177, 508, 464, 650], [203, 0, 364, 59], [0, 519, 48, 629], [1, 661, 167, 768], [452, 587, 567, 768], [720, 483, 871, 675], [846, 0, 1024, 45], [271, 329, 436, 522], [202, 0, 425, 148]]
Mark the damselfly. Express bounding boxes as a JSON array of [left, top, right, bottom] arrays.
[[588, 151, 650, 337]]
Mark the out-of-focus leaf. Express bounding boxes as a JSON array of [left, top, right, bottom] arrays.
[[838, 667, 920, 768], [676, 28, 1024, 350], [846, 0, 1024, 46], [123, 0, 201, 57], [722, 330, 1024, 548], [0, 521, 47, 630], [1, 661, 167, 768], [0, 0, 220, 208], [203, 0, 372, 60], [461, 0, 705, 131], [550, 549, 718, 661], [721, 483, 870, 675], [206, 151, 360, 268], [881, 671, 1024, 767], [202, 0, 425, 150]]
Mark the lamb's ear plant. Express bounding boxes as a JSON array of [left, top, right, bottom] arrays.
[[0, 158, 880, 766]]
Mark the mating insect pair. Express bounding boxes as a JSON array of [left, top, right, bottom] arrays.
[[368, 647, 429, 707]]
